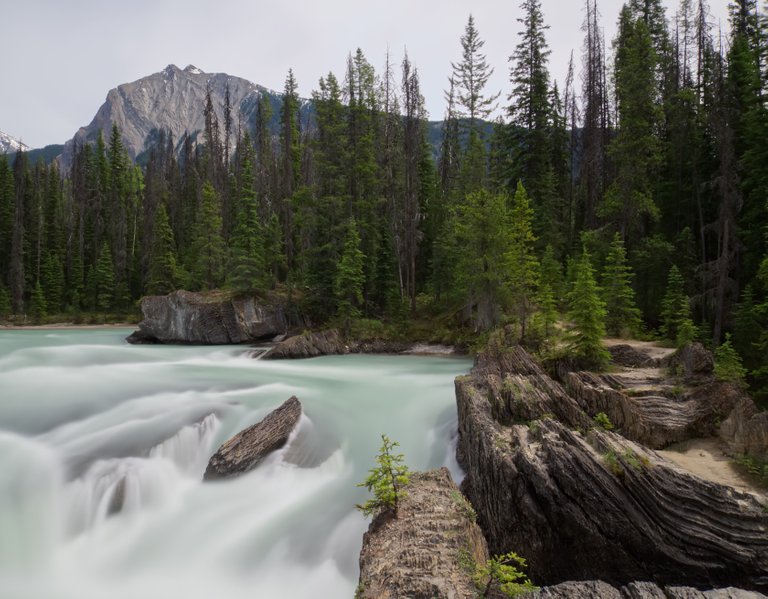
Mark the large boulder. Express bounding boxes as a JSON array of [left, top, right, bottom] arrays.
[[204, 397, 302, 480], [126, 290, 290, 344], [456, 345, 768, 591], [664, 342, 715, 380], [357, 468, 488, 599], [262, 330, 347, 359], [720, 397, 768, 462]]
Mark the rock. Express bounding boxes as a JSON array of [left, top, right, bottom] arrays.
[[127, 290, 291, 344], [261, 329, 410, 360], [720, 397, 768, 462], [262, 330, 346, 359], [664, 342, 715, 380], [529, 581, 767, 598], [203, 397, 302, 480], [403, 343, 457, 356], [608, 344, 657, 368], [456, 344, 768, 591], [357, 468, 488, 599]]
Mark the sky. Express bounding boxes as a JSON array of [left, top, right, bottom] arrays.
[[2, 0, 731, 149]]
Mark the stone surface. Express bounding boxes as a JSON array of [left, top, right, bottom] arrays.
[[530, 581, 767, 598], [720, 397, 768, 462], [261, 329, 410, 360], [204, 396, 301, 480], [356, 467, 488, 599], [664, 342, 715, 380], [608, 344, 657, 368], [127, 289, 289, 344], [456, 344, 768, 591]]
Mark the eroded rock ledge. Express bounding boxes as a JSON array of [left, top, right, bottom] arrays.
[[204, 396, 301, 480], [356, 467, 488, 599], [456, 341, 768, 591], [126, 290, 292, 344], [530, 581, 767, 598]]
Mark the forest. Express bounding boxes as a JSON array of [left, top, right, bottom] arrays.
[[0, 0, 766, 399]]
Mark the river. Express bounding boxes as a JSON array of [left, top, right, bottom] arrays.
[[0, 328, 471, 598]]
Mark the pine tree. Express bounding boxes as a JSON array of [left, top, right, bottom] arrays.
[[567, 249, 609, 368], [660, 264, 690, 342], [714, 333, 747, 385], [601, 233, 642, 337], [0, 284, 11, 317], [94, 242, 115, 311], [228, 135, 264, 293], [29, 280, 47, 323], [506, 181, 539, 339], [540, 244, 565, 303], [334, 218, 366, 334], [534, 281, 559, 344], [356, 434, 411, 517], [191, 182, 224, 290], [146, 203, 180, 295]]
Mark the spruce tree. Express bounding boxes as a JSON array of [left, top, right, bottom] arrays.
[[94, 242, 115, 311], [506, 181, 539, 339], [540, 244, 564, 304], [334, 218, 366, 334], [601, 233, 642, 337], [567, 249, 609, 368], [714, 333, 747, 386], [0, 284, 11, 317], [191, 182, 224, 290], [146, 204, 180, 296], [660, 264, 690, 342], [29, 280, 47, 323]]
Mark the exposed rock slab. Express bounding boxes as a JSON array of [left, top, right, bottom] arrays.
[[530, 581, 766, 598], [357, 467, 488, 599], [664, 342, 715, 380], [608, 343, 658, 368], [261, 329, 411, 360], [127, 290, 289, 344], [720, 398, 768, 463], [204, 397, 301, 480], [456, 344, 768, 591]]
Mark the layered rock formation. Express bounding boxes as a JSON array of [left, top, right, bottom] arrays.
[[530, 581, 767, 598], [456, 341, 768, 591], [261, 329, 411, 359], [204, 396, 301, 480], [357, 468, 488, 599], [126, 290, 290, 344]]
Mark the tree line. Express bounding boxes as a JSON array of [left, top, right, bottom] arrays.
[[0, 0, 766, 398]]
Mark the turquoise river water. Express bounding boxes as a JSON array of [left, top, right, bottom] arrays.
[[0, 328, 471, 598]]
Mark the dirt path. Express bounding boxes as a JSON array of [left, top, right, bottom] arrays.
[[659, 438, 765, 498]]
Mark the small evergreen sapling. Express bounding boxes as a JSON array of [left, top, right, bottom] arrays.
[[356, 434, 410, 517], [567, 249, 610, 368], [714, 333, 748, 386], [476, 551, 537, 597]]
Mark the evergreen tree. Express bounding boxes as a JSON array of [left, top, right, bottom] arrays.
[[533, 281, 559, 344], [228, 135, 264, 293], [0, 284, 11, 317], [356, 434, 411, 517], [567, 249, 609, 368], [334, 218, 366, 333], [714, 333, 747, 385], [660, 264, 690, 342], [506, 181, 539, 339], [146, 203, 180, 295], [29, 280, 47, 323], [94, 242, 114, 312], [191, 182, 225, 290], [601, 233, 642, 337], [540, 244, 565, 304]]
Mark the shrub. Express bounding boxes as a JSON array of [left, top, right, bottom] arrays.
[[356, 434, 410, 517]]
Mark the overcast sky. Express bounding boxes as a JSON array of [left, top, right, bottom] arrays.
[[2, 0, 731, 148]]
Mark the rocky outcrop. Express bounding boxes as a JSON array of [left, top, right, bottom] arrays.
[[530, 581, 767, 598], [357, 468, 488, 599], [126, 290, 291, 344], [720, 397, 768, 462], [204, 397, 301, 480], [608, 344, 657, 368], [456, 344, 768, 591], [261, 329, 410, 360], [664, 342, 715, 380]]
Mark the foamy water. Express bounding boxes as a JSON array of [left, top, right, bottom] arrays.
[[0, 329, 469, 598]]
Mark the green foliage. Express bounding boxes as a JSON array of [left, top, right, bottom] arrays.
[[734, 453, 768, 489], [29, 280, 47, 323], [593, 412, 614, 431], [335, 218, 366, 334], [147, 204, 181, 295], [476, 552, 537, 597], [94, 242, 115, 311], [356, 434, 410, 517], [601, 233, 641, 337], [0, 284, 11, 317], [506, 181, 540, 339], [191, 182, 224, 290], [567, 249, 610, 368], [660, 265, 690, 343], [714, 333, 748, 386], [450, 489, 477, 523], [603, 450, 624, 477]]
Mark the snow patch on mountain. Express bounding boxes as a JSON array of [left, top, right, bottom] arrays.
[[0, 130, 30, 154]]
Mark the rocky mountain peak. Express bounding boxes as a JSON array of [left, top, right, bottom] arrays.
[[0, 130, 31, 155]]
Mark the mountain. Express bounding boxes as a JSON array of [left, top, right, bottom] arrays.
[[0, 130, 30, 154], [60, 64, 310, 171]]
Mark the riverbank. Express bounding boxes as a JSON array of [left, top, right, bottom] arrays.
[[0, 322, 134, 330]]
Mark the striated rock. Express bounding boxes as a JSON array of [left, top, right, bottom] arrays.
[[664, 342, 715, 380], [127, 290, 290, 344], [720, 397, 768, 462], [563, 371, 744, 449], [261, 329, 411, 360], [608, 344, 657, 368], [456, 344, 768, 591], [262, 330, 347, 359], [530, 581, 767, 598], [357, 468, 488, 599], [204, 397, 301, 480]]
